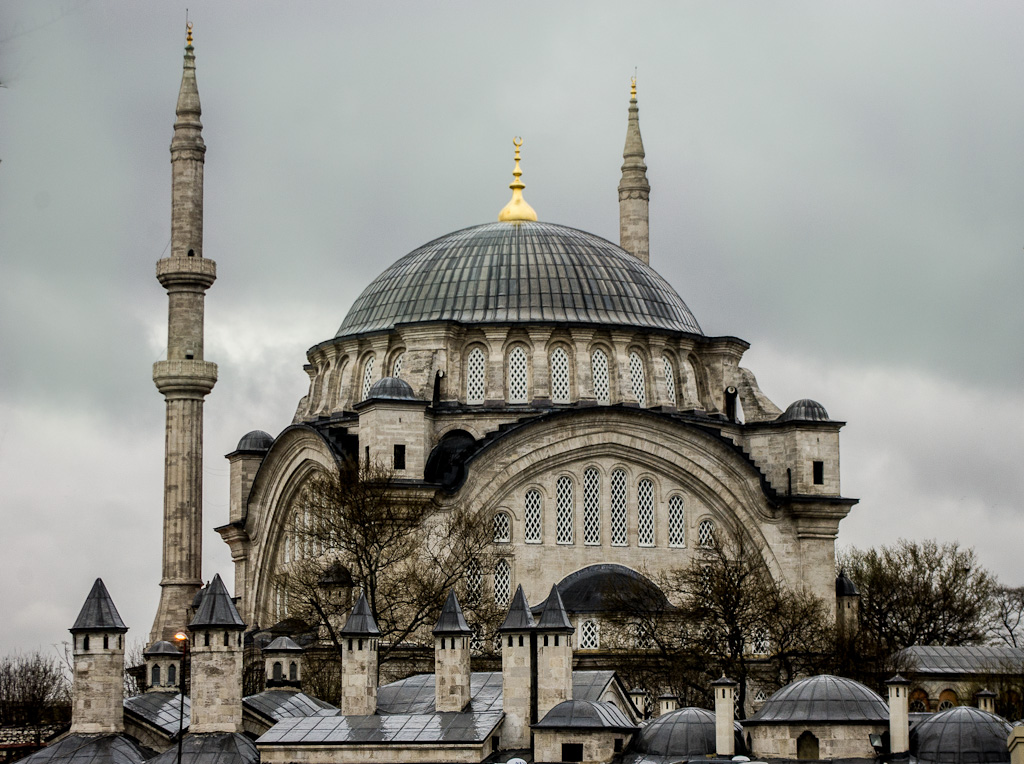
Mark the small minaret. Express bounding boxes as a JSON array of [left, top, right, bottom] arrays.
[[340, 592, 381, 715], [887, 674, 911, 756], [618, 76, 651, 264], [499, 585, 536, 750], [70, 579, 128, 734], [143, 641, 182, 692], [836, 570, 861, 642], [535, 585, 574, 721], [432, 590, 473, 712], [711, 675, 738, 758], [150, 22, 218, 644], [188, 574, 246, 733], [264, 636, 303, 689]]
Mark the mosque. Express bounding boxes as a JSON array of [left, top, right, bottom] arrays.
[[20, 26, 1023, 764]]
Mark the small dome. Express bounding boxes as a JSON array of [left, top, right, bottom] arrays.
[[147, 733, 259, 764], [533, 700, 637, 731], [264, 636, 303, 653], [746, 675, 888, 724], [533, 564, 669, 614], [778, 399, 830, 422], [143, 640, 182, 657], [836, 570, 859, 597], [18, 734, 148, 764], [236, 430, 274, 451], [367, 376, 418, 401], [911, 706, 1012, 764], [635, 707, 745, 757]]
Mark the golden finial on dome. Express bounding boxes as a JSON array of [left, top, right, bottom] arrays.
[[498, 137, 538, 222], [186, 21, 193, 47], [631, 74, 637, 99]]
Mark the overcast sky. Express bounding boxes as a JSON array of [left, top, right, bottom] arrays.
[[1, 1, 1022, 655]]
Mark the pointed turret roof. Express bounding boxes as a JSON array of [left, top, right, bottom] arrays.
[[175, 25, 202, 123], [71, 578, 128, 633], [618, 77, 650, 197], [498, 585, 536, 633], [432, 590, 472, 636], [339, 592, 381, 637], [189, 574, 245, 630], [535, 585, 574, 633]]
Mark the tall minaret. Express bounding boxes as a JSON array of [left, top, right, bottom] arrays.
[[618, 76, 651, 264], [150, 23, 218, 644]]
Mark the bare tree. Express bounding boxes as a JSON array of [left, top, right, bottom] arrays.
[[0, 650, 70, 727], [988, 586, 1024, 648]]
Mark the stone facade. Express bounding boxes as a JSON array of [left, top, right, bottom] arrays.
[[70, 631, 126, 734], [188, 628, 244, 733], [501, 631, 534, 750], [259, 740, 495, 764], [340, 635, 378, 716], [434, 635, 472, 712], [748, 722, 886, 760], [533, 729, 625, 764]]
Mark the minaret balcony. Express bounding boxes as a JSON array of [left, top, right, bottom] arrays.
[[153, 359, 218, 396], [157, 256, 217, 289]]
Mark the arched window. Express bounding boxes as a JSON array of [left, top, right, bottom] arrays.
[[583, 468, 600, 545], [938, 689, 959, 710], [610, 469, 627, 546], [591, 348, 610, 405], [289, 662, 298, 681], [272, 662, 283, 681], [579, 619, 599, 649], [550, 347, 570, 404], [507, 346, 529, 403], [361, 356, 375, 401], [637, 479, 654, 547], [466, 558, 482, 604], [668, 496, 685, 547], [493, 512, 511, 543], [151, 664, 161, 687], [662, 355, 677, 406], [167, 664, 176, 685], [524, 490, 542, 543], [466, 347, 486, 404], [698, 519, 716, 548], [494, 559, 511, 608], [629, 351, 647, 407], [391, 352, 405, 378], [556, 476, 574, 544]]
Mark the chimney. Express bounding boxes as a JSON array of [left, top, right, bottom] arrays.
[[264, 636, 303, 689], [339, 592, 381, 715], [976, 689, 996, 714], [535, 585, 574, 721], [498, 585, 536, 750], [143, 641, 182, 692], [432, 591, 473, 712], [711, 675, 738, 757], [886, 675, 911, 756], [70, 579, 128, 733]]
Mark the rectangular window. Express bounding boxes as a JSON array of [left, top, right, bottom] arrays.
[[394, 444, 406, 470], [562, 743, 584, 762], [813, 460, 824, 485]]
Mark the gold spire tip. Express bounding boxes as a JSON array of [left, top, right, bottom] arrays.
[[498, 136, 538, 223], [630, 75, 637, 99], [186, 22, 193, 46]]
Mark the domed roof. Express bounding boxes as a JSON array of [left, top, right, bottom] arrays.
[[635, 707, 746, 757], [336, 221, 702, 337], [533, 699, 637, 731], [911, 706, 1012, 764], [836, 570, 859, 597], [746, 675, 888, 724], [778, 399, 830, 422], [236, 430, 274, 451], [532, 564, 670, 614], [367, 376, 418, 400], [143, 640, 181, 657]]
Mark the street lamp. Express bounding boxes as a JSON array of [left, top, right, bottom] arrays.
[[174, 632, 188, 764]]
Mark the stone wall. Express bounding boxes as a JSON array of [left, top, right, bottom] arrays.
[[533, 729, 627, 764], [71, 632, 124, 734], [749, 722, 885, 760], [190, 629, 243, 733]]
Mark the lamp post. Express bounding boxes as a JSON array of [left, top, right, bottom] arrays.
[[174, 632, 188, 764]]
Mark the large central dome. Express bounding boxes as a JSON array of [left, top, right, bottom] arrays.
[[336, 221, 702, 337]]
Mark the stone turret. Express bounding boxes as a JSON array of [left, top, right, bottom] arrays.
[[70, 579, 128, 734], [887, 674, 911, 755], [188, 574, 245, 733], [432, 590, 473, 712], [836, 570, 860, 642], [339, 592, 380, 715], [264, 636, 303, 689], [618, 77, 651, 264], [144, 640, 182, 692], [499, 585, 536, 750], [151, 25, 218, 644], [535, 585, 574, 721], [712, 675, 738, 757]]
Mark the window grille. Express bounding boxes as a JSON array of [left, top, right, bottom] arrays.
[[610, 469, 627, 546], [466, 347, 486, 404], [637, 479, 654, 546], [556, 476, 574, 544], [938, 700, 955, 711], [668, 496, 685, 547], [752, 628, 770, 655], [698, 519, 716, 548], [629, 352, 647, 406], [361, 356, 375, 401], [591, 348, 610, 405], [391, 352, 404, 378], [632, 622, 653, 649], [524, 490, 542, 543], [754, 689, 768, 703], [579, 619, 599, 649], [494, 559, 511, 608], [508, 346, 528, 403], [663, 355, 677, 406], [583, 468, 600, 545], [469, 624, 483, 653], [466, 558, 482, 604], [550, 347, 570, 403], [493, 512, 511, 543]]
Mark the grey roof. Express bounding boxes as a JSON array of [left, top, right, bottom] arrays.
[[263, 636, 303, 653], [532, 564, 669, 615], [535, 585, 573, 633], [366, 377, 418, 401], [189, 574, 245, 630], [335, 221, 703, 338], [143, 641, 181, 657], [123, 692, 190, 736], [836, 570, 859, 597], [244, 690, 336, 723], [339, 592, 381, 637], [71, 579, 128, 634], [900, 645, 1024, 675], [778, 398, 830, 422], [432, 591, 472, 636], [257, 710, 503, 746], [146, 732, 259, 764], [634, 707, 745, 757], [17, 735, 149, 764], [533, 700, 637, 731], [911, 706, 1012, 764], [745, 675, 889, 725], [235, 430, 273, 451], [498, 585, 536, 633]]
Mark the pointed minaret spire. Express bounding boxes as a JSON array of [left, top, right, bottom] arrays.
[[498, 137, 538, 222], [619, 75, 651, 264]]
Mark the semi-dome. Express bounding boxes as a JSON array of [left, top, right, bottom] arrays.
[[634, 707, 745, 757], [778, 399, 830, 422], [746, 675, 888, 724], [532, 564, 670, 614], [336, 221, 703, 338], [366, 376, 418, 400], [911, 706, 1012, 764]]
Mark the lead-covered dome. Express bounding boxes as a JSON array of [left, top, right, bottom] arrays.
[[337, 222, 702, 337], [746, 675, 888, 724], [911, 706, 1012, 764]]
